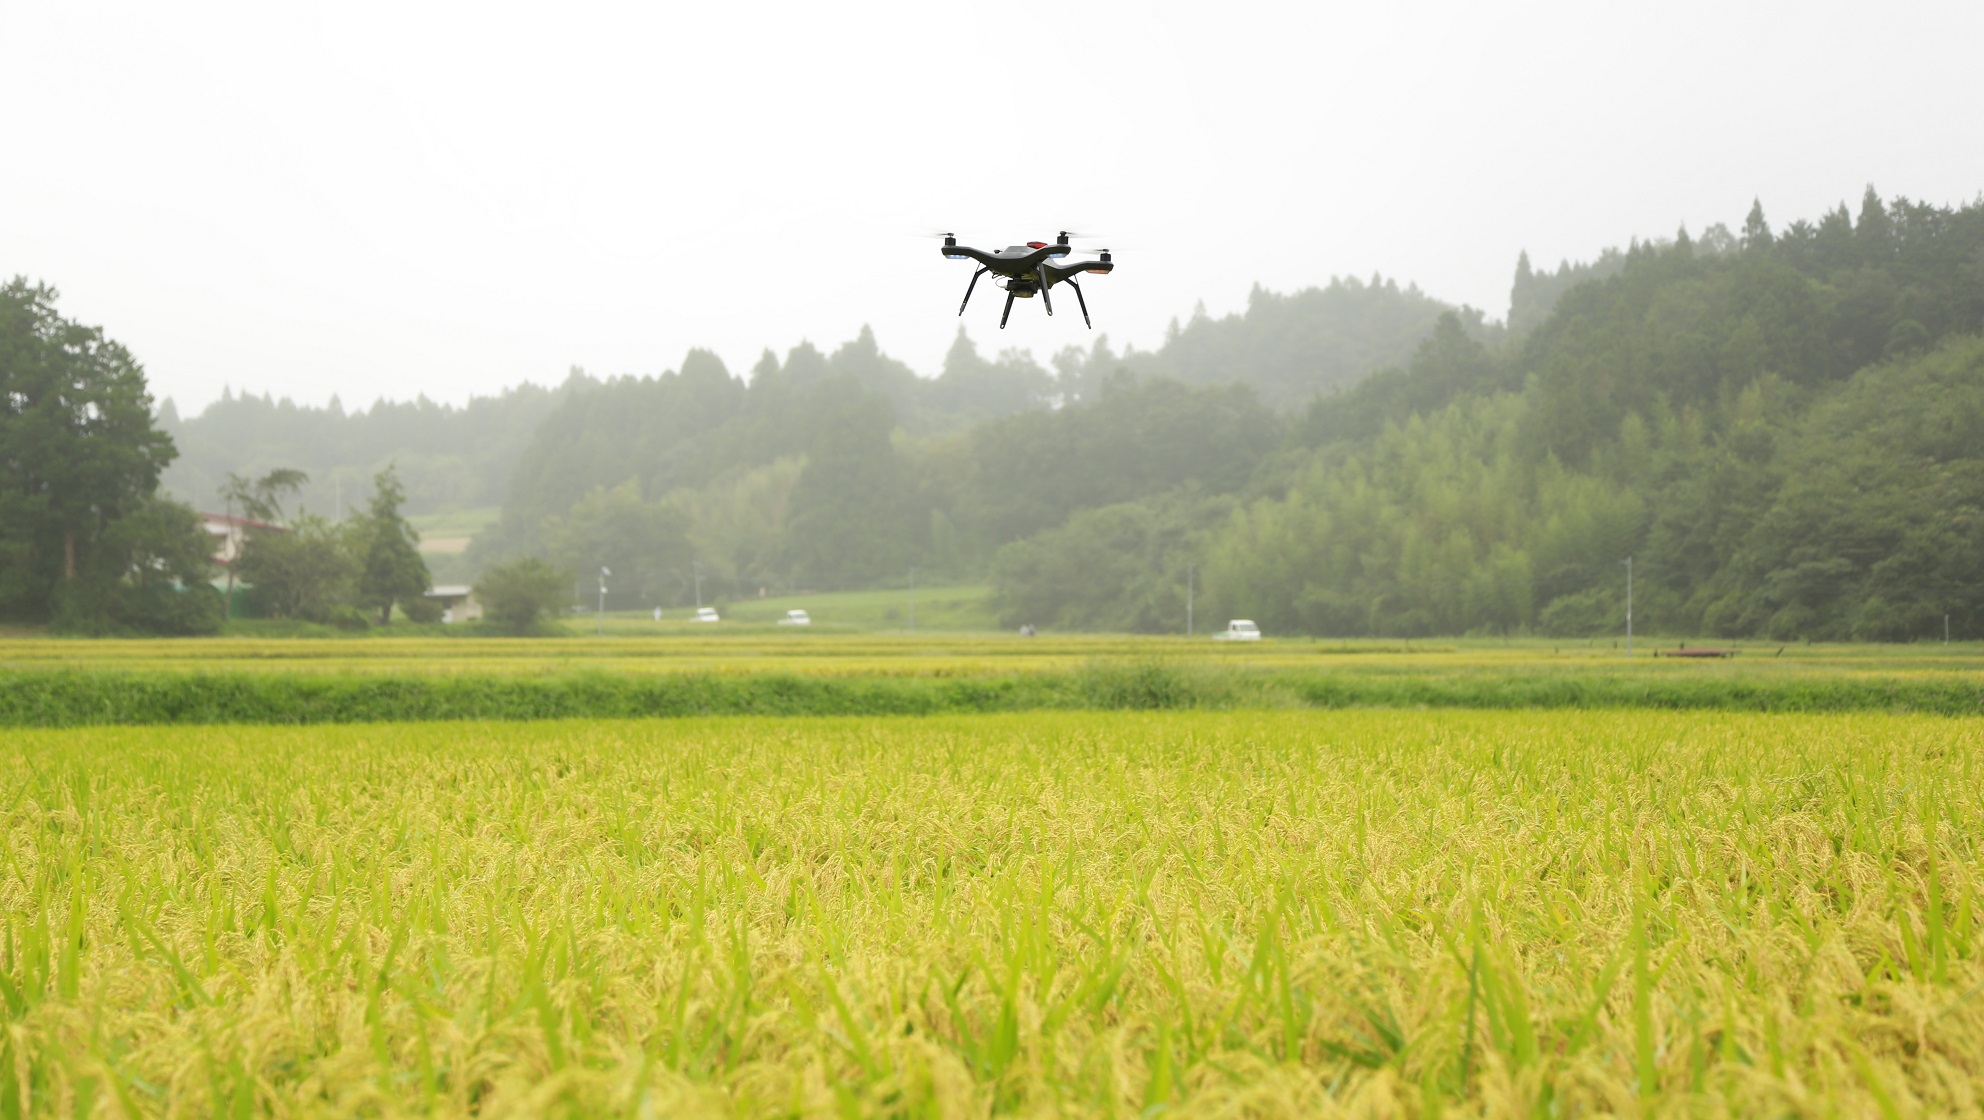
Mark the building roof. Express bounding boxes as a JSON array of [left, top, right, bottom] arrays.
[[426, 585, 475, 598], [199, 512, 288, 532]]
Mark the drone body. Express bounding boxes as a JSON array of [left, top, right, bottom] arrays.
[[941, 231, 1115, 328]]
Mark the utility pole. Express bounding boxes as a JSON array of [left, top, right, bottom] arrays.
[[1947, 613, 1952, 645], [692, 561, 703, 610], [1186, 563, 1195, 637], [222, 490, 237, 620], [597, 567, 610, 636], [909, 566, 916, 633], [1623, 555, 1633, 656]]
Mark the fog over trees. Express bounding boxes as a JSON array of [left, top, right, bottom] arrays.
[[71, 190, 1982, 638]]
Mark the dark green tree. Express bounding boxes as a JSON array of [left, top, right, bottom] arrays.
[[88, 497, 224, 634], [0, 278, 176, 623], [355, 464, 429, 624], [235, 515, 360, 623]]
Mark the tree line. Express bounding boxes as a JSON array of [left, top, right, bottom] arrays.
[[16, 188, 1980, 640], [0, 279, 444, 635]]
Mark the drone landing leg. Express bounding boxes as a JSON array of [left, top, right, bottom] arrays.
[[958, 267, 987, 316], [1000, 290, 1016, 329], [1040, 280, 1053, 317], [1067, 279, 1092, 329]]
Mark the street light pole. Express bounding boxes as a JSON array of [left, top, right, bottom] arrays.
[[597, 567, 610, 636], [692, 561, 702, 610], [1186, 563, 1195, 637], [1623, 555, 1633, 656]]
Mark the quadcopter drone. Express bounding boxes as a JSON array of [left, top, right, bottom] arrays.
[[940, 231, 1115, 329]]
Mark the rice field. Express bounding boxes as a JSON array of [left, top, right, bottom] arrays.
[[5, 709, 1981, 1117]]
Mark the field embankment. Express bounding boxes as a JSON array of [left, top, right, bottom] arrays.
[[1, 636, 1979, 725]]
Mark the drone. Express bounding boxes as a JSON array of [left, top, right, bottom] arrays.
[[940, 231, 1115, 329]]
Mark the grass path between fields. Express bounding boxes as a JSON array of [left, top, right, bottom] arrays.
[[2, 652, 1981, 726]]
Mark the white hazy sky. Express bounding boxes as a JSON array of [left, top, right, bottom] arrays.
[[5, 0, 1982, 414]]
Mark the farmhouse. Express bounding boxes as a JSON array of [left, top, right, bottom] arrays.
[[200, 511, 285, 567], [424, 585, 483, 623]]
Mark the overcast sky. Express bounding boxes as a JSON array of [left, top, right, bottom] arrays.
[[6, 0, 1982, 414]]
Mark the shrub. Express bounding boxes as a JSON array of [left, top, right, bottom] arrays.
[[475, 558, 570, 633], [400, 596, 445, 624]]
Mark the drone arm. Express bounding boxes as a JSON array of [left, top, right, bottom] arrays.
[[1043, 258, 1113, 285], [940, 244, 1000, 267], [957, 267, 988, 316]]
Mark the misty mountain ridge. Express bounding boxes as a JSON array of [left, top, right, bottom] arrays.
[[155, 265, 1514, 518]]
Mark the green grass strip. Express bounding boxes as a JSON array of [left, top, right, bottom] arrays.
[[1, 664, 1980, 726]]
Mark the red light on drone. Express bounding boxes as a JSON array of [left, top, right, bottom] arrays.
[[1026, 241, 1047, 249]]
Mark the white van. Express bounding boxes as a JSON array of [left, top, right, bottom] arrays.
[[1212, 619, 1261, 641], [694, 607, 720, 622], [777, 609, 811, 626]]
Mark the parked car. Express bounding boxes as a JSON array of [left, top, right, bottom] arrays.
[[1212, 619, 1261, 641], [694, 607, 720, 622], [777, 609, 811, 626]]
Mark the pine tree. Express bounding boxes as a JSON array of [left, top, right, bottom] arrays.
[[1741, 198, 1774, 251], [1510, 250, 1535, 328], [356, 464, 429, 624], [1855, 185, 1893, 264]]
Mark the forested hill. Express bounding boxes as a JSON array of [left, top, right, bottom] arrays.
[[156, 269, 1481, 523], [1060, 275, 1489, 410], [475, 276, 1489, 597], [157, 374, 587, 516], [1198, 190, 1984, 641]]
